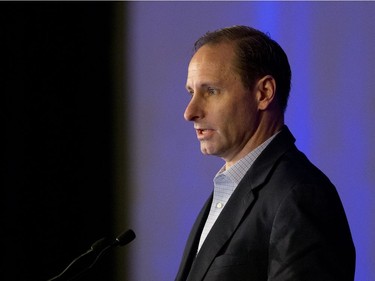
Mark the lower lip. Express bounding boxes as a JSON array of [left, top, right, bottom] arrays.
[[196, 129, 215, 140]]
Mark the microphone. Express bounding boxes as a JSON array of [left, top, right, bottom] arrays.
[[47, 229, 136, 281], [113, 228, 136, 247]]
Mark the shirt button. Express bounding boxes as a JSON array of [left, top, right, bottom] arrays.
[[216, 202, 223, 209]]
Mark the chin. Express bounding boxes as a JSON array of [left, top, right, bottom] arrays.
[[200, 146, 221, 157], [200, 146, 214, 156]]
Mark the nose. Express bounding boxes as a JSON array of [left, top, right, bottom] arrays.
[[184, 96, 203, 121]]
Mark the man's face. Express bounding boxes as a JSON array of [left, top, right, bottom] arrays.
[[184, 43, 260, 164]]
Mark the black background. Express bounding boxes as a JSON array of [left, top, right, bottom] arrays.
[[3, 3, 127, 280]]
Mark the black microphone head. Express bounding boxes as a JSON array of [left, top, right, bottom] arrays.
[[115, 229, 136, 246]]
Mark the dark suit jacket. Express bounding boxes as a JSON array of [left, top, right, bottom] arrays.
[[175, 126, 355, 281]]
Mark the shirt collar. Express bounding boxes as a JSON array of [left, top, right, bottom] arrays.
[[215, 133, 278, 186]]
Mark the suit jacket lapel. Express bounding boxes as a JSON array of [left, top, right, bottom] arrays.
[[175, 195, 212, 281], [187, 184, 256, 281]]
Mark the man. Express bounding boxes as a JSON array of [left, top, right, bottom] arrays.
[[175, 26, 355, 281]]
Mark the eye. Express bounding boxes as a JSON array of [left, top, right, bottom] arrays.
[[186, 87, 194, 97], [207, 87, 218, 95], [187, 90, 194, 98]]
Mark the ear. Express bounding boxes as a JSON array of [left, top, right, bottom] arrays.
[[255, 75, 276, 110]]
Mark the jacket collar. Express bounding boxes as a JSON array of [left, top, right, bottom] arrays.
[[247, 125, 296, 190]]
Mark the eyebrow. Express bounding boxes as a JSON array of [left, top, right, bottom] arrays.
[[185, 82, 218, 92]]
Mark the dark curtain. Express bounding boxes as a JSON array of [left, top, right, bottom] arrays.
[[3, 3, 124, 280]]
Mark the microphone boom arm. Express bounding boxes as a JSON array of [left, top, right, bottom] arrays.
[[47, 229, 136, 281]]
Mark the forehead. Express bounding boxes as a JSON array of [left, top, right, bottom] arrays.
[[186, 43, 238, 86]]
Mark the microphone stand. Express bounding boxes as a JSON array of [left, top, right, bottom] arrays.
[[47, 230, 135, 281]]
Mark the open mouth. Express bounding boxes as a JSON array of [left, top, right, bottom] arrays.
[[196, 128, 214, 139]]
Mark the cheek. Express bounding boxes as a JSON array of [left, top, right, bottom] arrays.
[[229, 102, 255, 124], [227, 104, 258, 136], [216, 108, 249, 138], [210, 94, 257, 133], [236, 97, 258, 123]]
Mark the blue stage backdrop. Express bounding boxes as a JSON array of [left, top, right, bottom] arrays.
[[124, 2, 374, 281]]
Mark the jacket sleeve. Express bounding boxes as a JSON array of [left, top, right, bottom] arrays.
[[267, 182, 355, 281]]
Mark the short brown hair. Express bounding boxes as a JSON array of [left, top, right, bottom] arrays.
[[194, 26, 292, 112]]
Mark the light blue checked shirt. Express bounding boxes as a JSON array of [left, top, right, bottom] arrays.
[[197, 133, 277, 252]]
